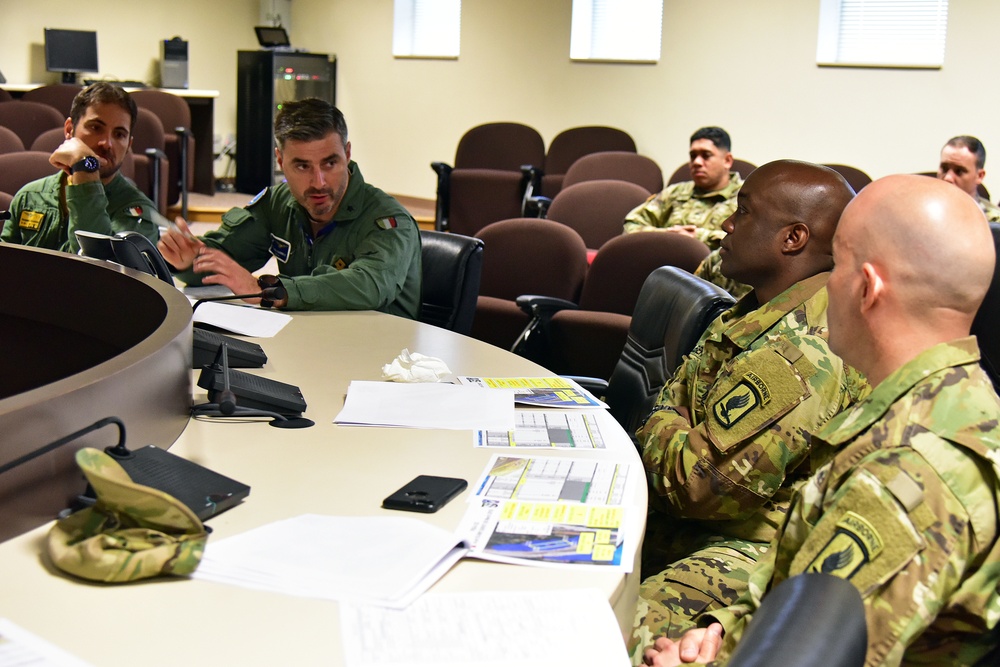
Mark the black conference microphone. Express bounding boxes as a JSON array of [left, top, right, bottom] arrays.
[[192, 285, 287, 312], [217, 342, 237, 416]]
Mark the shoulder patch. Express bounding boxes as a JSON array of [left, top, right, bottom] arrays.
[[713, 374, 768, 428], [807, 511, 884, 579], [247, 188, 267, 208], [18, 210, 44, 231], [124, 206, 143, 217], [375, 216, 398, 230]]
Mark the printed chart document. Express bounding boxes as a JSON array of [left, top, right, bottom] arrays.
[[192, 514, 468, 608], [340, 589, 630, 667], [0, 618, 92, 667], [475, 409, 631, 450], [458, 454, 636, 570], [334, 380, 516, 430], [457, 376, 608, 409]]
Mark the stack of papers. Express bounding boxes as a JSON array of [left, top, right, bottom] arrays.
[[334, 380, 516, 430], [457, 376, 608, 409]]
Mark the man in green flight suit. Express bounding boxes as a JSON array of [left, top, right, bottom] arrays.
[[629, 160, 867, 664], [158, 98, 421, 315], [643, 175, 1000, 667], [1, 82, 163, 253]]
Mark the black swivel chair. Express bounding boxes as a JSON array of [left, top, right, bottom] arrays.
[[418, 230, 484, 335], [972, 222, 1000, 390], [727, 573, 867, 667], [575, 267, 734, 443]]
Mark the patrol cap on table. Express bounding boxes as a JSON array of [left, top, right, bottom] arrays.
[[46, 448, 208, 583]]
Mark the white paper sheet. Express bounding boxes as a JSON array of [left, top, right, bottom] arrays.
[[334, 380, 516, 430], [339, 589, 630, 667], [192, 514, 468, 608], [190, 300, 292, 337], [0, 619, 93, 667]]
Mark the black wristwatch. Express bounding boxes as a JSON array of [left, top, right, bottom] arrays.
[[257, 274, 285, 309], [70, 156, 100, 174]]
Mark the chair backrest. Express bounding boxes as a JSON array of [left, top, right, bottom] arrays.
[[130, 89, 193, 206], [129, 89, 191, 132], [130, 107, 167, 152], [418, 230, 484, 335], [668, 158, 757, 186], [454, 122, 545, 171], [541, 126, 636, 196], [0, 101, 67, 149], [21, 84, 82, 118], [562, 151, 663, 193], [603, 266, 733, 436], [476, 218, 588, 302], [823, 163, 873, 192], [0, 151, 60, 195], [547, 179, 652, 249], [0, 126, 25, 154], [0, 89, 13, 103], [727, 573, 867, 667], [30, 127, 64, 153], [972, 222, 1000, 391], [0, 190, 13, 212], [580, 232, 711, 315]]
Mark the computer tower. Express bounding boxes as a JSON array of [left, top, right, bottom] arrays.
[[236, 50, 336, 194], [160, 38, 189, 89]]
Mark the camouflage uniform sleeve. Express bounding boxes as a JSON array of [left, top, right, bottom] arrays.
[[623, 188, 676, 234], [638, 337, 851, 523]]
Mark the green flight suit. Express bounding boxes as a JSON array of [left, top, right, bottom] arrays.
[[622, 173, 742, 249], [175, 161, 421, 317], [1, 171, 161, 254]]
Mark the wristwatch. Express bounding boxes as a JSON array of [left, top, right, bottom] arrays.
[[257, 274, 286, 309], [70, 156, 100, 174]]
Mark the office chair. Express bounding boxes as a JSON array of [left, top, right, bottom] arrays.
[[514, 233, 710, 380], [0, 100, 66, 149], [431, 122, 545, 235], [0, 152, 59, 196], [668, 158, 757, 186], [470, 218, 588, 351], [418, 230, 484, 336], [822, 164, 873, 192], [0, 88, 12, 103], [727, 573, 867, 667], [0, 126, 25, 154], [545, 179, 652, 252], [527, 151, 663, 217], [128, 108, 169, 213], [972, 222, 1000, 391], [21, 83, 82, 117], [537, 126, 636, 200], [572, 266, 733, 442], [0, 190, 13, 212], [130, 89, 193, 216]]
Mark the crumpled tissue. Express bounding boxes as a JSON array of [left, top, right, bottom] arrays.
[[381, 348, 452, 383]]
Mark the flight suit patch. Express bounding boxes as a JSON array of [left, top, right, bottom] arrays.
[[19, 211, 44, 231], [334, 258, 348, 270], [269, 233, 291, 262], [375, 216, 398, 230], [124, 206, 143, 217], [247, 188, 267, 207], [713, 376, 766, 429], [807, 511, 884, 580]]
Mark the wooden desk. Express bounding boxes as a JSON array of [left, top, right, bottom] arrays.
[[0, 311, 645, 666]]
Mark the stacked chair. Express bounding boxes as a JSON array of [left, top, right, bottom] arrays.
[[823, 163, 872, 192], [545, 178, 652, 256], [130, 89, 195, 217], [0, 101, 66, 150], [535, 126, 636, 200]]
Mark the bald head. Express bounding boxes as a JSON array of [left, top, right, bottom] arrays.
[[720, 160, 855, 302], [828, 174, 995, 382]]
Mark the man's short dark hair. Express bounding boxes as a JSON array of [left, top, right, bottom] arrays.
[[946, 135, 986, 170], [274, 98, 349, 149], [70, 82, 138, 134], [690, 126, 731, 153]]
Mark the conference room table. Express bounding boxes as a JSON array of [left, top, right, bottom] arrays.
[[0, 310, 647, 666]]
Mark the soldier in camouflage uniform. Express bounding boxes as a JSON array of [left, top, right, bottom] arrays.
[[623, 127, 742, 249], [643, 175, 1000, 667], [937, 134, 1000, 223], [693, 248, 751, 300], [628, 161, 867, 664]]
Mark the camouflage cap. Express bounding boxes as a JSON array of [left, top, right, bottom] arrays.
[[46, 447, 208, 583]]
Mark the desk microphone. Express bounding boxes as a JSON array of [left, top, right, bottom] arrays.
[[217, 342, 237, 416], [192, 286, 287, 312]]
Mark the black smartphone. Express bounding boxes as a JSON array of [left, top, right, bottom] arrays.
[[382, 475, 468, 513]]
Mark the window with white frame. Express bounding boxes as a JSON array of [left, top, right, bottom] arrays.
[[570, 0, 664, 63], [816, 0, 949, 68], [393, 0, 461, 58]]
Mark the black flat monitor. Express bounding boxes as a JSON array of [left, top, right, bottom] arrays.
[[255, 26, 291, 48], [44, 28, 99, 84]]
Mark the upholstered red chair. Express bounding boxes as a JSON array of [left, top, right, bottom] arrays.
[[0, 101, 66, 149]]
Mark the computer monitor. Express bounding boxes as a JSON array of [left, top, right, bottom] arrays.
[[255, 26, 291, 48], [44, 28, 99, 84]]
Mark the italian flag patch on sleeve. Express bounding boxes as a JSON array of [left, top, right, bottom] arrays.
[[375, 216, 398, 230]]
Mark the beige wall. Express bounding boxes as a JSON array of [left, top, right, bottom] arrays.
[[4, 0, 1000, 199]]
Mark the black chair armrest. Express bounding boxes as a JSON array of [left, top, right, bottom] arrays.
[[511, 295, 579, 359], [431, 161, 453, 232], [515, 294, 578, 318], [520, 164, 543, 216]]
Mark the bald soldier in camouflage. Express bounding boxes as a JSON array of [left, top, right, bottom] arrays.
[[643, 175, 1000, 666], [623, 126, 742, 249], [628, 161, 867, 663]]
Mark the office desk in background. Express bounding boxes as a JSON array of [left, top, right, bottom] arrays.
[[0, 310, 646, 666]]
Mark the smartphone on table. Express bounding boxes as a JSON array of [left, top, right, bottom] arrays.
[[382, 475, 468, 513]]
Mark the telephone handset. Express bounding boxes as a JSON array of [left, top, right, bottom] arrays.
[[75, 230, 174, 285]]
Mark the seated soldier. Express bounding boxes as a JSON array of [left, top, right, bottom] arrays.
[[629, 160, 868, 664], [645, 174, 1000, 667], [2, 82, 163, 253], [623, 126, 742, 249], [158, 98, 421, 315], [937, 135, 1000, 222]]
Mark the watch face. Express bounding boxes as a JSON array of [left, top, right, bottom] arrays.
[[73, 156, 100, 173]]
